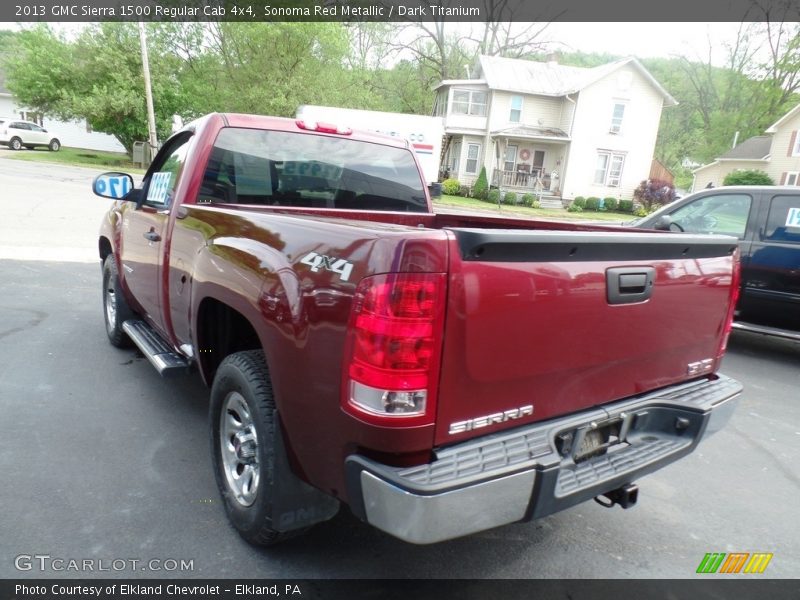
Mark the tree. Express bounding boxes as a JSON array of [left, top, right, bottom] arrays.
[[723, 170, 774, 185], [4, 24, 190, 153]]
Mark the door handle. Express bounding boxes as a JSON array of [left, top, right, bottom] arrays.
[[143, 230, 161, 242]]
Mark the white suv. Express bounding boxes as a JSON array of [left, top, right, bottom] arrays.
[[0, 118, 61, 151]]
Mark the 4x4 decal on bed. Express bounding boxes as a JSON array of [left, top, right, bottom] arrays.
[[301, 252, 354, 282]]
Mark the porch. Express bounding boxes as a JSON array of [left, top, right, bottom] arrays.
[[492, 167, 553, 192]]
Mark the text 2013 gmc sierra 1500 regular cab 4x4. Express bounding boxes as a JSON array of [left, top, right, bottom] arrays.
[[94, 113, 742, 545]]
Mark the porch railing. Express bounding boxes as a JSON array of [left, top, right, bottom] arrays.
[[492, 168, 551, 192]]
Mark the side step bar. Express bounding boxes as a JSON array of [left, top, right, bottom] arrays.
[[732, 321, 800, 342], [122, 320, 191, 377]]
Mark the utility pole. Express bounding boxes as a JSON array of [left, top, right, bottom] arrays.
[[138, 22, 158, 163]]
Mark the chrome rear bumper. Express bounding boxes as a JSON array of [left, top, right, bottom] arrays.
[[346, 374, 742, 544]]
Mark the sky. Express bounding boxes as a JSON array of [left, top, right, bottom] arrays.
[[0, 21, 746, 67]]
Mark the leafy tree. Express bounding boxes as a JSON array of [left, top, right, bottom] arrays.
[[723, 170, 774, 185], [4, 24, 188, 153]]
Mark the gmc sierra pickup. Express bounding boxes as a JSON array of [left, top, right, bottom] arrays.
[[94, 113, 742, 545]]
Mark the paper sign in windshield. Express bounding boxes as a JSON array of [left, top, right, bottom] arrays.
[[147, 172, 173, 204], [786, 207, 800, 228]]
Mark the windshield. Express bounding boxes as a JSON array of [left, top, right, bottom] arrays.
[[198, 127, 428, 212]]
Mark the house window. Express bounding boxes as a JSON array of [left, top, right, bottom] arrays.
[[465, 143, 481, 174], [503, 145, 517, 171], [452, 89, 487, 116], [610, 103, 625, 134], [786, 172, 799, 186], [792, 136, 800, 157], [509, 96, 523, 122], [594, 151, 626, 187]]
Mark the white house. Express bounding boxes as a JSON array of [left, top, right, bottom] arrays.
[[692, 103, 800, 191], [434, 55, 677, 205], [0, 70, 125, 153]]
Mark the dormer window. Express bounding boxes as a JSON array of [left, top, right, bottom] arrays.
[[610, 103, 626, 134]]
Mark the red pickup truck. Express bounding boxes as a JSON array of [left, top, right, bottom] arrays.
[[94, 113, 742, 545]]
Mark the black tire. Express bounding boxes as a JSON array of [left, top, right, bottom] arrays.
[[9, 137, 22, 151], [210, 350, 301, 546], [102, 254, 134, 347], [48, 138, 61, 152]]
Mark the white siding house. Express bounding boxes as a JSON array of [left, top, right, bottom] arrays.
[[0, 71, 125, 153], [436, 55, 676, 206], [691, 103, 800, 191]]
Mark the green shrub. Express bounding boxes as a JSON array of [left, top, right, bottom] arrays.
[[567, 203, 583, 213], [473, 167, 489, 200], [585, 197, 601, 211], [573, 196, 586, 208], [487, 189, 501, 204], [603, 197, 618, 211], [722, 170, 774, 186], [504, 191, 518, 205], [459, 184, 471, 197], [442, 178, 460, 195], [521, 193, 535, 207], [634, 206, 649, 217], [618, 199, 634, 213], [531, 200, 541, 209]]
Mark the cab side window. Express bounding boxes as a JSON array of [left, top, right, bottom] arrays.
[[669, 193, 752, 238], [143, 136, 191, 208], [764, 195, 800, 244]]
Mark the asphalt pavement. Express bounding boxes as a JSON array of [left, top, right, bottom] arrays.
[[0, 154, 798, 579]]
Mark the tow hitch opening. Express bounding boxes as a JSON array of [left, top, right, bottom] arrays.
[[595, 483, 639, 509]]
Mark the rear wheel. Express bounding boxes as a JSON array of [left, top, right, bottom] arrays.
[[9, 137, 22, 151], [102, 254, 134, 347], [210, 350, 303, 546], [48, 138, 61, 152]]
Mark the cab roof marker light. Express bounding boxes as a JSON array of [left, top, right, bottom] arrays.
[[295, 119, 352, 136]]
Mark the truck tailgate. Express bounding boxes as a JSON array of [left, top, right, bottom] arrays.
[[435, 228, 738, 445]]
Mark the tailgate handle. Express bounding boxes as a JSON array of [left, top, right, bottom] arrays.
[[607, 267, 655, 305]]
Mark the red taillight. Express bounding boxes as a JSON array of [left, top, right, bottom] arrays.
[[342, 273, 446, 426], [717, 248, 741, 360], [295, 119, 352, 135]]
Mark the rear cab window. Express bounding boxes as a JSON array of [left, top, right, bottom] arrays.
[[197, 127, 428, 212]]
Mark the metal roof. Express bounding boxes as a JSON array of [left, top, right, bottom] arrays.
[[471, 55, 677, 106]]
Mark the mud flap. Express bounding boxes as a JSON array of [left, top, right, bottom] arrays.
[[270, 410, 341, 532]]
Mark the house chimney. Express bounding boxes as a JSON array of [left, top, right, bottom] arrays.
[[546, 52, 559, 66]]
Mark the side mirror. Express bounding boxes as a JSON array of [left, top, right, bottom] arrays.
[[653, 215, 673, 231], [93, 172, 134, 200]]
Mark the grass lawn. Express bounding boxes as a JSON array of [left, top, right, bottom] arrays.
[[434, 194, 635, 223], [3, 146, 146, 174]]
